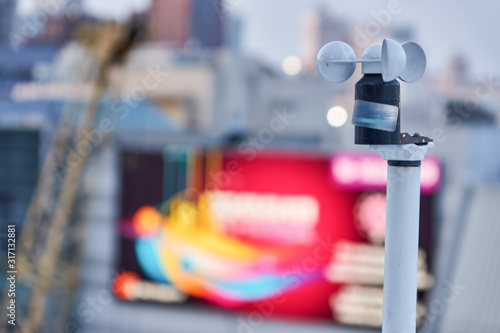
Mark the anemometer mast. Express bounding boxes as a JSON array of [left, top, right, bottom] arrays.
[[318, 39, 433, 333]]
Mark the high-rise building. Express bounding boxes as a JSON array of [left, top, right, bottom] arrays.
[[148, 0, 223, 49], [0, 0, 16, 42], [189, 0, 222, 49], [149, 0, 191, 47]]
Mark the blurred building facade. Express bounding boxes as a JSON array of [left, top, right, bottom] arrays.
[[149, 0, 191, 47], [149, 0, 223, 49], [190, 0, 223, 48], [0, 0, 16, 42]]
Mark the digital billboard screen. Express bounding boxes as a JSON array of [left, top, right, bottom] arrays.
[[114, 148, 440, 327]]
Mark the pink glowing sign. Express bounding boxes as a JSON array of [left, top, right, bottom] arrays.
[[330, 152, 441, 194]]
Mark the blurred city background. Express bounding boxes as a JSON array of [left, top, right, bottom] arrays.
[[0, 0, 499, 332]]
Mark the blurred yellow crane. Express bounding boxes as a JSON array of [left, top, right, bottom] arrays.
[[1, 22, 131, 333]]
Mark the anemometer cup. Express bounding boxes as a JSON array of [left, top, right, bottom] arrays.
[[316, 41, 356, 83]]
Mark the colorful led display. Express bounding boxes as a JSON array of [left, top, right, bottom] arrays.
[[114, 149, 440, 324]]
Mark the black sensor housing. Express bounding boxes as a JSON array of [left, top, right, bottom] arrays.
[[354, 74, 401, 145]]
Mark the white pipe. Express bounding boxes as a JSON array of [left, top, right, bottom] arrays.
[[382, 164, 422, 333]]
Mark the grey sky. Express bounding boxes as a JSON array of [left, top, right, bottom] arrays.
[[231, 0, 500, 76], [18, 0, 500, 76]]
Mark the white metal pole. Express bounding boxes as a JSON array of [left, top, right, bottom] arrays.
[[382, 163, 421, 333], [372, 143, 433, 333]]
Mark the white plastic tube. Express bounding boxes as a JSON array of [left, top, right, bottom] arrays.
[[382, 164, 422, 333]]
